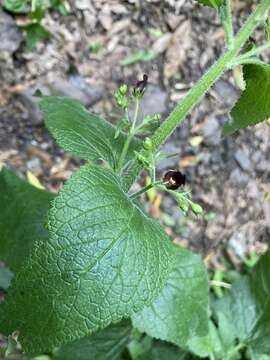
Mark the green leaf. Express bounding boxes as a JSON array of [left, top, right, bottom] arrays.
[[214, 250, 270, 355], [223, 64, 270, 135], [4, 0, 26, 13], [0, 164, 173, 354], [54, 321, 132, 360], [120, 50, 156, 66], [248, 348, 270, 360], [132, 245, 209, 348], [216, 312, 236, 353], [139, 340, 190, 360], [187, 320, 222, 358], [194, 0, 222, 9], [20, 23, 51, 50], [40, 96, 141, 170], [115, 117, 129, 139], [0, 167, 54, 272]]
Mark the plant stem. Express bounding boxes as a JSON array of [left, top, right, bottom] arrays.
[[150, 0, 270, 153], [122, 0, 270, 190], [129, 180, 163, 200], [117, 98, 140, 171], [229, 41, 270, 67], [210, 280, 231, 288], [227, 343, 245, 359], [230, 57, 267, 67], [220, 0, 234, 48]]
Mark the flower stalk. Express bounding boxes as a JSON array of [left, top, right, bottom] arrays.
[[123, 0, 270, 190]]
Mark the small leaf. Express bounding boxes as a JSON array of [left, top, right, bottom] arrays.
[[223, 64, 270, 135], [26, 170, 45, 190], [264, 17, 270, 42], [132, 245, 209, 348], [20, 23, 51, 50], [120, 50, 156, 66], [0, 164, 173, 354], [54, 321, 132, 360], [4, 0, 25, 12], [40, 96, 141, 171], [214, 250, 270, 355], [0, 167, 54, 272], [114, 117, 129, 139]]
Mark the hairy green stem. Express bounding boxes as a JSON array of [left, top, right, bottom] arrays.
[[123, 0, 270, 189], [229, 41, 270, 67], [220, 0, 234, 47], [129, 180, 163, 200], [117, 99, 140, 171], [151, 0, 270, 152], [230, 57, 267, 67]]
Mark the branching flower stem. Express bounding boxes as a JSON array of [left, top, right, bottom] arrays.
[[123, 0, 270, 190], [129, 180, 163, 200], [117, 98, 140, 171]]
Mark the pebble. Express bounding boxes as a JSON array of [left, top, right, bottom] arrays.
[[228, 231, 247, 258], [26, 158, 42, 172], [213, 79, 239, 107], [0, 8, 22, 54], [141, 85, 168, 116], [234, 149, 252, 172], [156, 142, 180, 172], [52, 75, 104, 106], [229, 168, 249, 187], [251, 150, 262, 164], [201, 116, 220, 146]]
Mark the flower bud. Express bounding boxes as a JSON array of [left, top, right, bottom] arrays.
[[119, 84, 128, 95], [143, 137, 153, 150], [190, 201, 203, 215], [133, 74, 148, 98]]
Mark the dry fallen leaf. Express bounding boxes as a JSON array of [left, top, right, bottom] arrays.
[[151, 33, 172, 55], [179, 155, 197, 167], [164, 20, 191, 80]]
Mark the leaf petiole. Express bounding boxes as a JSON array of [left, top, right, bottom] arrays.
[[229, 41, 270, 67], [117, 98, 140, 171]]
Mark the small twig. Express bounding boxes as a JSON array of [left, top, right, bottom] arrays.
[[210, 280, 231, 289]]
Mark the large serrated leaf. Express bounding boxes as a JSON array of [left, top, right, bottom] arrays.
[[132, 245, 209, 348], [40, 96, 141, 170], [214, 250, 270, 355], [0, 164, 173, 354], [54, 321, 132, 360], [0, 167, 54, 272], [223, 64, 270, 135]]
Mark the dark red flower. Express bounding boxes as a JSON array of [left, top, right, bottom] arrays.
[[163, 170, 186, 190], [133, 74, 148, 95]]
